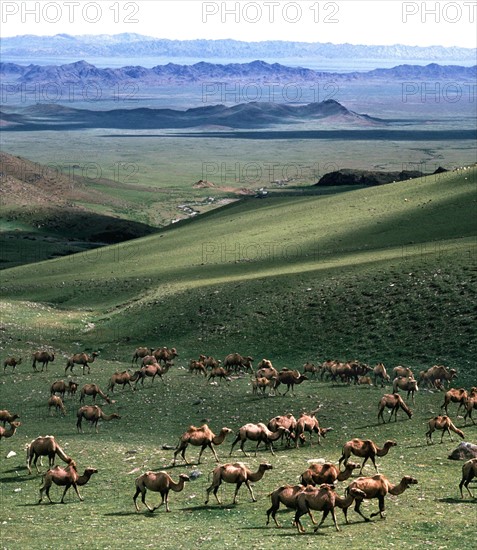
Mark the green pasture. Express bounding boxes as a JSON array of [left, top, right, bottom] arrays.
[[0, 168, 476, 549]]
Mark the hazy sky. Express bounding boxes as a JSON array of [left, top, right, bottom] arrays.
[[1, 0, 476, 48]]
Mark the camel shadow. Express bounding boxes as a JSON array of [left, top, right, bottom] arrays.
[[183, 504, 237, 511], [438, 497, 477, 504], [104, 511, 151, 517], [0, 474, 31, 483]]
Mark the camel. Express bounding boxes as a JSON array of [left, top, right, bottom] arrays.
[[223, 353, 254, 373], [319, 360, 337, 381], [338, 438, 397, 474], [79, 383, 111, 404], [32, 351, 55, 372], [392, 376, 419, 403], [303, 362, 319, 377], [0, 421, 21, 440], [26, 435, 71, 474], [357, 375, 373, 385], [65, 352, 99, 374], [172, 424, 232, 466], [393, 365, 414, 379], [0, 409, 19, 426], [425, 415, 464, 444], [256, 362, 278, 381], [349, 361, 371, 384], [377, 393, 413, 423], [420, 365, 457, 389], [67, 380, 78, 397], [50, 380, 68, 398], [189, 360, 207, 376], [205, 462, 273, 505], [266, 484, 316, 527], [441, 388, 468, 415], [133, 471, 190, 512], [48, 395, 67, 416], [135, 363, 168, 385], [463, 393, 477, 425], [300, 461, 361, 486], [229, 423, 288, 457], [267, 413, 297, 446], [3, 356, 21, 372], [76, 405, 120, 433], [294, 484, 368, 533], [207, 366, 230, 383], [373, 363, 390, 387], [132, 346, 153, 364], [202, 356, 221, 369], [39, 460, 83, 504], [294, 412, 331, 447], [39, 463, 98, 504], [252, 376, 277, 396], [107, 370, 141, 392], [459, 458, 477, 498], [275, 369, 308, 395], [152, 347, 178, 365], [343, 474, 418, 522]]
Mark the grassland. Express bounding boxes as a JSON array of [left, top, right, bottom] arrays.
[[0, 168, 476, 549]]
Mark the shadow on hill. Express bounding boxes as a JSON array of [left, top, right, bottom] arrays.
[[0, 207, 156, 269]]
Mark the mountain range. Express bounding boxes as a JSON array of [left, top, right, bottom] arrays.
[[2, 34, 475, 61], [0, 99, 382, 130], [1, 60, 475, 88]]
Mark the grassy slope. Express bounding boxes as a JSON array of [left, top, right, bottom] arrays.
[[0, 168, 476, 549]]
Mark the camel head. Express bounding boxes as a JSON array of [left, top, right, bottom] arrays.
[[259, 463, 274, 472], [179, 474, 190, 482], [402, 476, 418, 487]]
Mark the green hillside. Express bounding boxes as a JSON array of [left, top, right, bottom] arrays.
[[1, 167, 475, 374]]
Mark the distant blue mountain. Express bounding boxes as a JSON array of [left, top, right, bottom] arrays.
[[1, 60, 475, 87], [2, 34, 475, 61]]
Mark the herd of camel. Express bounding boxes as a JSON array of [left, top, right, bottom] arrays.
[[1, 347, 476, 534]]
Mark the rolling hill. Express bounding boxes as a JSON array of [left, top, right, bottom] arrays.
[[1, 165, 475, 373]]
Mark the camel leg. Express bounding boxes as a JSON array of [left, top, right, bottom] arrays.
[[360, 457, 369, 474], [229, 436, 240, 456], [197, 445, 207, 464], [164, 491, 171, 512], [208, 443, 220, 463], [239, 440, 249, 457], [369, 455, 379, 473], [294, 509, 306, 533], [70, 483, 83, 502], [354, 499, 370, 522], [140, 488, 154, 512], [370, 496, 386, 519], [244, 480, 256, 503]]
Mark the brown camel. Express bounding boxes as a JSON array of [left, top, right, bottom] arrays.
[[79, 383, 111, 404], [377, 393, 413, 423], [266, 484, 317, 527], [0, 421, 21, 440], [132, 346, 153, 364], [133, 471, 190, 512], [303, 362, 319, 377], [252, 376, 277, 396], [463, 393, 477, 425], [107, 370, 141, 392], [426, 415, 464, 444], [153, 346, 178, 365], [338, 438, 397, 474], [50, 380, 68, 398], [67, 380, 78, 397], [223, 353, 254, 373], [38, 460, 82, 504], [26, 435, 71, 474], [392, 376, 419, 403], [76, 405, 120, 433], [275, 369, 308, 396], [420, 365, 457, 389], [39, 464, 97, 504], [267, 413, 297, 446], [300, 461, 361, 486], [229, 423, 288, 457], [441, 388, 468, 415], [459, 458, 477, 498], [393, 365, 414, 379], [32, 350, 55, 372], [294, 411, 331, 447], [0, 409, 19, 426], [173, 424, 232, 466], [343, 474, 418, 522], [48, 395, 67, 416], [205, 462, 273, 505], [65, 352, 99, 375], [3, 356, 22, 372], [373, 363, 390, 387], [207, 366, 230, 383], [294, 483, 366, 533]]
